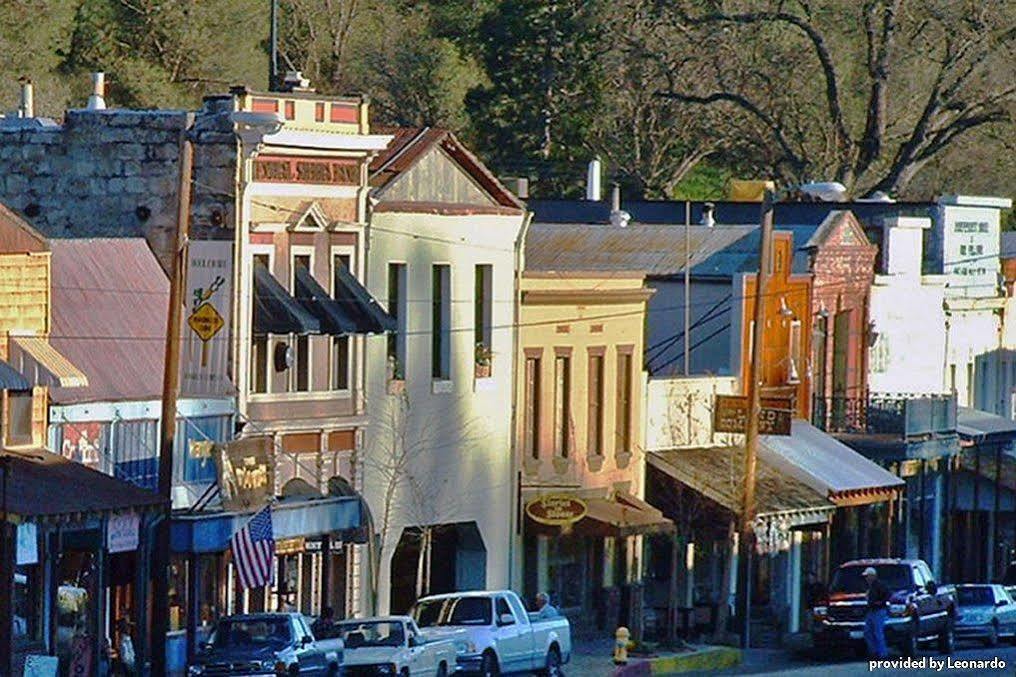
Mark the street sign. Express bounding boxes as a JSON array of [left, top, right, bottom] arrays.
[[188, 302, 224, 342], [713, 395, 793, 436], [525, 494, 588, 526]]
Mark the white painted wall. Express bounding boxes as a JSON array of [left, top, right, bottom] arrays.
[[867, 216, 949, 395], [644, 375, 740, 451], [362, 209, 524, 614]]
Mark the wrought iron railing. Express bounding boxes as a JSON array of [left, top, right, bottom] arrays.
[[812, 393, 956, 438]]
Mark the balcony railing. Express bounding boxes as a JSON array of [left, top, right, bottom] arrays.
[[812, 393, 956, 438]]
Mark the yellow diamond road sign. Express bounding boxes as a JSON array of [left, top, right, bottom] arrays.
[[188, 302, 224, 342]]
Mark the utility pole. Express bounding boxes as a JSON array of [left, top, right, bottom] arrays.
[[269, 0, 279, 91], [0, 456, 11, 677], [683, 201, 691, 376], [151, 113, 195, 675], [737, 190, 775, 649]]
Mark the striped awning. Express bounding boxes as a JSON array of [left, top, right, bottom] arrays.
[[9, 335, 88, 388]]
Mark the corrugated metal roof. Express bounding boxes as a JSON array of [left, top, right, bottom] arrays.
[[761, 420, 904, 499], [648, 447, 834, 519], [957, 407, 1016, 439], [525, 222, 757, 276], [1002, 232, 1016, 260], [690, 225, 819, 278], [49, 238, 170, 404]]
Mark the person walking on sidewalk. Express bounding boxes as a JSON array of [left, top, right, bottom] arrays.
[[863, 567, 890, 659]]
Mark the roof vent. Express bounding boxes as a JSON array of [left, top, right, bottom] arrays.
[[18, 77, 33, 118], [701, 202, 716, 228], [609, 183, 630, 227], [281, 71, 314, 93], [586, 157, 602, 201], [87, 72, 106, 110]]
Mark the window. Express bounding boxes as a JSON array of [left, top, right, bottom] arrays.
[[616, 351, 633, 454], [495, 597, 514, 625], [431, 265, 451, 379], [587, 353, 604, 456], [332, 254, 352, 390], [387, 263, 407, 379], [291, 254, 312, 392], [314, 102, 325, 122], [553, 354, 571, 457], [524, 356, 541, 459], [474, 265, 493, 375], [251, 253, 271, 394], [284, 100, 295, 120], [6, 390, 33, 446]]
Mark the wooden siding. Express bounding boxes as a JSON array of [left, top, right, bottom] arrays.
[[379, 146, 498, 206], [0, 253, 49, 335]]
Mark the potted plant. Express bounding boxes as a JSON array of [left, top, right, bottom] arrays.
[[474, 342, 492, 378]]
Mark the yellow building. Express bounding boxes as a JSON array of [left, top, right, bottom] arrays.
[[515, 271, 672, 635]]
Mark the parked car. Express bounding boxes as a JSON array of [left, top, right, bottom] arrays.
[[411, 590, 570, 676], [331, 616, 456, 677], [812, 558, 956, 656], [188, 612, 343, 675], [955, 584, 1016, 646]]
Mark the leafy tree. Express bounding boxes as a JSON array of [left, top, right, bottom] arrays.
[[468, 0, 607, 196], [0, 0, 80, 115]]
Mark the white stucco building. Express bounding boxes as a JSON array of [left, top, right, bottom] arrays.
[[361, 128, 528, 614]]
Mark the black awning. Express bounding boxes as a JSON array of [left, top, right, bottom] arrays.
[[332, 263, 397, 334], [294, 263, 395, 335], [0, 359, 30, 390], [253, 260, 321, 335]]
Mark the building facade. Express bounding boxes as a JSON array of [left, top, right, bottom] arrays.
[[362, 128, 527, 614]]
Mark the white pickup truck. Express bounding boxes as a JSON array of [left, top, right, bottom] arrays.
[[411, 590, 570, 677], [332, 616, 457, 677]]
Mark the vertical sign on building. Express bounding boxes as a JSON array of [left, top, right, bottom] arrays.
[[183, 240, 233, 396]]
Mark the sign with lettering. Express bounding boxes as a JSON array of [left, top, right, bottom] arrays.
[[217, 436, 275, 511], [17, 522, 38, 565], [713, 395, 793, 435], [107, 513, 140, 554], [183, 241, 233, 396], [23, 655, 58, 677], [526, 494, 588, 526]]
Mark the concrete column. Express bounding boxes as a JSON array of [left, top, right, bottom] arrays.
[[684, 542, 696, 607], [931, 472, 944, 580], [603, 536, 616, 587], [789, 532, 803, 634]]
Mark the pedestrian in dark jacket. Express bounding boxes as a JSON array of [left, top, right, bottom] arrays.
[[863, 567, 891, 659]]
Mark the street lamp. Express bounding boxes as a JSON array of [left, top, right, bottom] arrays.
[[736, 181, 845, 648]]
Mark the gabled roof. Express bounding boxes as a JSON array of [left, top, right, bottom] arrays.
[[369, 126, 525, 210], [49, 238, 170, 404], [802, 210, 877, 251], [0, 202, 48, 253]]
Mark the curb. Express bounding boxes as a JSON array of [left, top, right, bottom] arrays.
[[613, 645, 743, 675]]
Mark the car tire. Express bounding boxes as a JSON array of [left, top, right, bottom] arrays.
[[480, 651, 500, 677], [327, 664, 338, 677], [540, 647, 563, 677], [937, 618, 954, 654], [901, 621, 919, 657], [985, 622, 999, 648], [436, 662, 448, 677]]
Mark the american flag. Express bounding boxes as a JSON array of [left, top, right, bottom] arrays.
[[231, 505, 275, 589]]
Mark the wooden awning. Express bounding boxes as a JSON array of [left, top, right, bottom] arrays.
[[9, 335, 88, 388]]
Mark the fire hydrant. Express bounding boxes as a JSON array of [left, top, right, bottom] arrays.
[[613, 626, 630, 665]]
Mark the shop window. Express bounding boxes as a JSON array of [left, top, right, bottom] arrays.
[[615, 351, 633, 454], [387, 263, 407, 379], [587, 353, 604, 456], [474, 265, 493, 376], [524, 356, 541, 459], [332, 254, 353, 390], [251, 253, 271, 394], [553, 355, 571, 457], [6, 389, 33, 446], [431, 265, 451, 380], [14, 562, 43, 643]]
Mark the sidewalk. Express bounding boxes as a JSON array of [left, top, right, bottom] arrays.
[[569, 638, 743, 676]]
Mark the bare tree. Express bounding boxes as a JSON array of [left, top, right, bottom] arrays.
[[639, 0, 1016, 196]]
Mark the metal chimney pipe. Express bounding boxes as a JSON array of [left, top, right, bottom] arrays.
[[18, 77, 33, 118], [87, 72, 107, 110], [586, 157, 602, 201], [611, 183, 620, 212], [701, 202, 716, 228]]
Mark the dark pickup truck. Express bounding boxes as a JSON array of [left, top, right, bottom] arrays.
[[812, 558, 956, 656]]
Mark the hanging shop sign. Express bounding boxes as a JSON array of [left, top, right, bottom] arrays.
[[526, 494, 588, 527], [16, 522, 38, 565], [182, 240, 233, 397], [713, 395, 793, 436], [107, 512, 140, 554], [217, 436, 275, 511]]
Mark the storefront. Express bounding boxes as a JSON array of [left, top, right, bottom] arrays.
[[521, 489, 673, 638], [1, 449, 162, 677]]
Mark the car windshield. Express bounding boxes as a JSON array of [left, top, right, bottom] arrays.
[[413, 597, 492, 627], [830, 565, 911, 594], [336, 621, 406, 648], [212, 618, 293, 649], [958, 587, 995, 607]]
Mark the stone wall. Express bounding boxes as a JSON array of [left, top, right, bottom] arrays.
[[0, 96, 238, 270]]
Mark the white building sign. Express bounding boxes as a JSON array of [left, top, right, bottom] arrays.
[[107, 512, 140, 553], [182, 240, 233, 396]]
